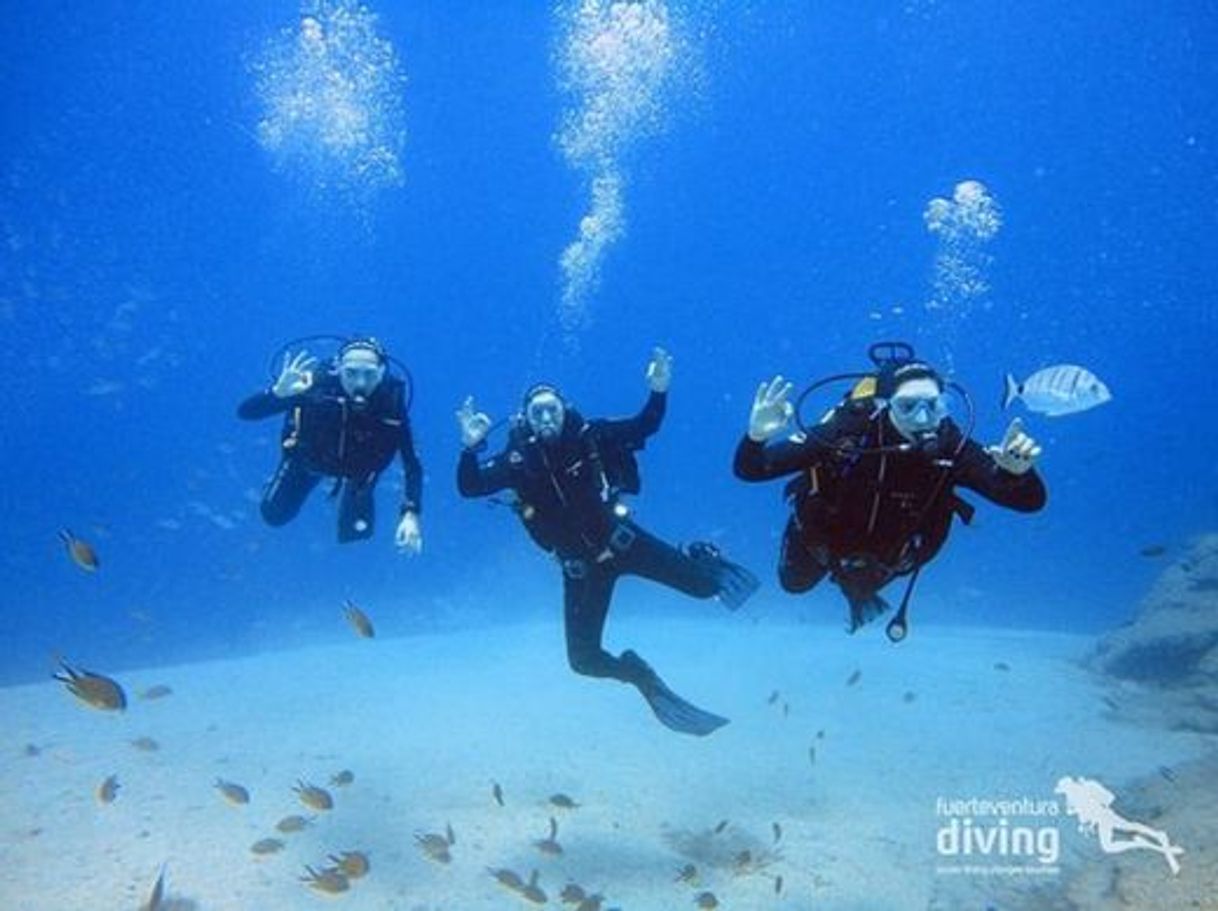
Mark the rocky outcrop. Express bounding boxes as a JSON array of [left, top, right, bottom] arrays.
[[1088, 533, 1218, 733]]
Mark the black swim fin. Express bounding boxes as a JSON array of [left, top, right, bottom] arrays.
[[687, 542, 761, 611], [621, 650, 729, 737]]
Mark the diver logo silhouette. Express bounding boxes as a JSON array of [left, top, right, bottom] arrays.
[[1054, 776, 1184, 875]]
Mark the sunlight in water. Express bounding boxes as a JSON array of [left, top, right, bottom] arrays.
[[554, 0, 691, 332], [253, 1, 406, 205]]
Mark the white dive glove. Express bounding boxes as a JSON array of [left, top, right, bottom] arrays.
[[395, 511, 423, 554], [272, 350, 317, 398], [749, 375, 795, 442], [645, 346, 673, 393], [456, 395, 493, 449], [988, 418, 1042, 475]]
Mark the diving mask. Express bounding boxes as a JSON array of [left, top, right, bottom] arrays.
[[525, 390, 565, 441]]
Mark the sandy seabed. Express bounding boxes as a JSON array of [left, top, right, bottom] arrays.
[[1, 610, 1213, 911]]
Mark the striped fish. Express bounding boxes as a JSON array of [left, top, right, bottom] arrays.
[[1003, 365, 1111, 416]]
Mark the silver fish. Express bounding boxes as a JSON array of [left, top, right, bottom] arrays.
[[1003, 365, 1111, 416]]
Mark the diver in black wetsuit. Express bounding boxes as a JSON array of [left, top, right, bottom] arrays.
[[734, 343, 1046, 640], [456, 347, 758, 736], [238, 337, 424, 551]]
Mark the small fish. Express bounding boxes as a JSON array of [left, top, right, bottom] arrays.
[[131, 736, 160, 752], [140, 684, 173, 700], [250, 837, 285, 855], [300, 865, 349, 895], [675, 863, 699, 885], [215, 779, 250, 805], [561, 882, 588, 903], [446, 821, 456, 846], [993, 662, 1011, 672], [713, 819, 729, 834], [521, 870, 548, 905], [1158, 765, 1177, 783], [734, 849, 754, 872], [816, 728, 825, 739], [329, 769, 354, 787], [489, 867, 525, 891], [328, 850, 370, 878], [535, 815, 563, 856], [846, 669, 862, 686], [903, 691, 917, 704], [694, 891, 719, 909], [59, 529, 100, 572], [1102, 695, 1120, 711], [294, 781, 333, 811], [774, 874, 784, 895], [782, 701, 790, 717], [97, 774, 120, 804], [1003, 365, 1112, 417], [576, 895, 605, 911], [53, 661, 127, 711], [276, 814, 311, 833], [141, 864, 167, 911], [549, 792, 579, 809], [415, 831, 452, 864], [1140, 545, 1167, 558], [492, 781, 505, 806], [809, 745, 817, 766], [772, 821, 782, 844], [342, 599, 375, 638], [23, 743, 41, 757], [767, 689, 780, 705]]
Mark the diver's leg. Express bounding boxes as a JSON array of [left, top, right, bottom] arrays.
[[617, 524, 759, 609], [778, 517, 829, 593], [337, 476, 376, 543], [563, 562, 626, 680], [260, 457, 320, 527]]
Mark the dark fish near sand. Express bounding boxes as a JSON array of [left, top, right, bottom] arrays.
[[846, 669, 862, 686], [300, 865, 348, 895], [492, 781, 505, 806], [59, 529, 100, 572], [294, 781, 333, 811], [1140, 545, 1167, 558], [53, 661, 126, 711], [767, 689, 780, 705], [329, 769, 354, 787], [713, 819, 729, 834], [131, 736, 160, 752], [140, 685, 173, 700], [489, 867, 525, 891], [562, 882, 588, 903], [97, 774, 120, 804], [772, 821, 782, 844], [535, 816, 563, 855], [694, 892, 719, 909], [1003, 365, 1111, 416], [549, 792, 579, 809], [251, 837, 284, 855], [276, 814, 311, 833], [342, 600, 375, 638], [215, 779, 250, 805], [329, 850, 370, 878], [141, 864, 166, 911]]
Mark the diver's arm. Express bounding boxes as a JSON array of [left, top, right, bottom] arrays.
[[599, 390, 667, 447], [237, 390, 292, 420], [733, 434, 821, 480], [398, 418, 423, 516], [457, 446, 516, 498], [954, 438, 1047, 512]]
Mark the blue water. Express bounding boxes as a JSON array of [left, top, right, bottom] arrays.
[[2, 2, 1215, 685]]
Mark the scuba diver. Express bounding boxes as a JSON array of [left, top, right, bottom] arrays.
[[455, 347, 759, 737], [238, 336, 423, 551], [734, 342, 1045, 640]]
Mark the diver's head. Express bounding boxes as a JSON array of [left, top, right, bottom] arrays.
[[883, 365, 948, 445], [337, 338, 386, 401], [523, 384, 566, 443]]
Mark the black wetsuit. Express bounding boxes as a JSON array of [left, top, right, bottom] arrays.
[[457, 391, 730, 687], [734, 404, 1046, 620], [238, 371, 422, 542]]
